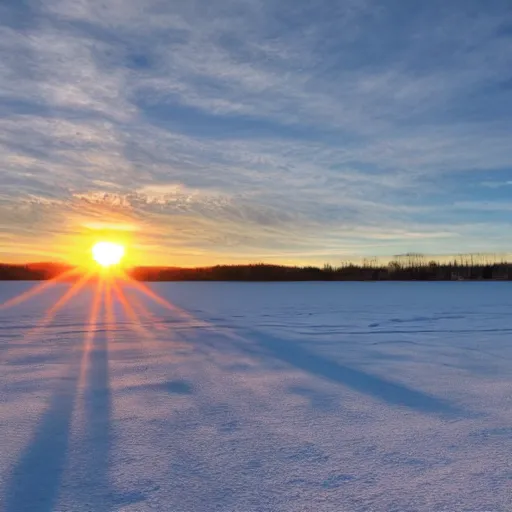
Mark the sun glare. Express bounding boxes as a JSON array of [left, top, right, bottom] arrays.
[[92, 242, 125, 268]]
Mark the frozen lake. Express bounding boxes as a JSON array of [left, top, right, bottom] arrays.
[[0, 281, 511, 512]]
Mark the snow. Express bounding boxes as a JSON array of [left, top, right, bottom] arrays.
[[0, 281, 511, 512]]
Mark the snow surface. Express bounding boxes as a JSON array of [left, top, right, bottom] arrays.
[[0, 281, 511, 512]]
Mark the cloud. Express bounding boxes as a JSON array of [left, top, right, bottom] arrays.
[[481, 180, 512, 188], [454, 201, 512, 212], [0, 0, 512, 263]]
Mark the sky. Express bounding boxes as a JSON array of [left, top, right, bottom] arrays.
[[0, 0, 511, 267]]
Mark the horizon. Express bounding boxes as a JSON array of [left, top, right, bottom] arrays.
[[3, 250, 512, 270], [1, 1, 512, 265]]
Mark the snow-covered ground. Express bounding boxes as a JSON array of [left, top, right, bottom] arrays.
[[0, 281, 511, 512]]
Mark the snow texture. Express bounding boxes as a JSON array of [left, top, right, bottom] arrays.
[[0, 281, 511, 512]]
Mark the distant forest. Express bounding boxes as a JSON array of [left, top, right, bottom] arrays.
[[1, 254, 512, 281]]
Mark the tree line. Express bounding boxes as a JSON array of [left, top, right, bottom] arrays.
[[1, 254, 511, 281], [0, 262, 73, 281]]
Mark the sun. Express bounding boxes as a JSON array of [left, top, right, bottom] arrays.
[[92, 242, 125, 268]]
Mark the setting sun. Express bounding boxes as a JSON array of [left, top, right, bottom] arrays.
[[92, 242, 125, 268]]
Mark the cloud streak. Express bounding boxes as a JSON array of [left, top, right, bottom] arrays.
[[0, 0, 511, 264]]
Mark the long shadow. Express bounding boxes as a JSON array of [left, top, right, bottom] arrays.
[[73, 294, 112, 510], [237, 329, 464, 417], [131, 295, 465, 418], [2, 358, 81, 512]]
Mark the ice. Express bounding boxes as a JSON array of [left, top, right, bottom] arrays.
[[0, 281, 511, 511]]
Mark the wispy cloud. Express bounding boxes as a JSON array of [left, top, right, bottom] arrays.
[[481, 180, 512, 188], [0, 0, 511, 263]]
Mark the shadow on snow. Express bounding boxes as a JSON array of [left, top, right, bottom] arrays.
[[3, 359, 80, 512], [237, 328, 464, 417]]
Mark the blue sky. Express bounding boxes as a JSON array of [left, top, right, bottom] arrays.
[[0, 0, 511, 266]]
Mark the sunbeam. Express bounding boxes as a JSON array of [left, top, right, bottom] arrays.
[[104, 278, 115, 361], [118, 270, 243, 343], [105, 279, 115, 332], [112, 280, 159, 349], [78, 276, 104, 391], [118, 270, 199, 325], [111, 281, 137, 325], [0, 267, 81, 311], [24, 272, 93, 342]]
